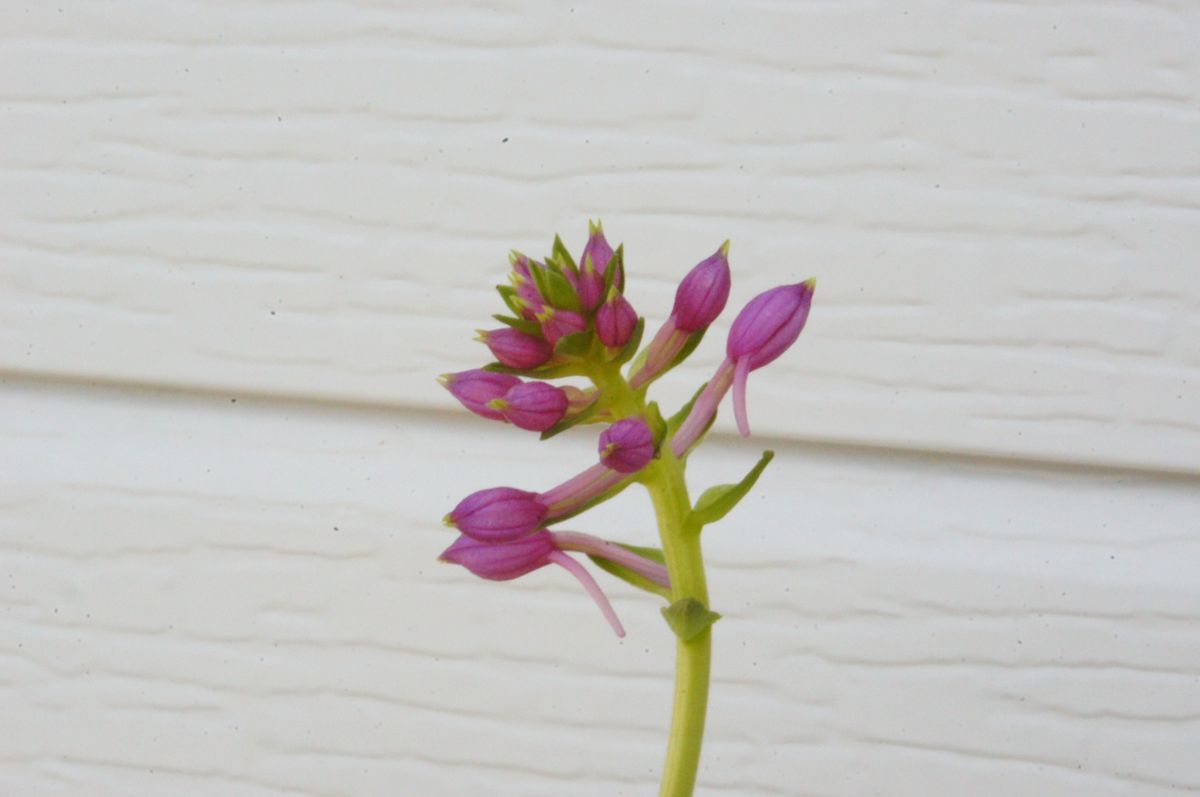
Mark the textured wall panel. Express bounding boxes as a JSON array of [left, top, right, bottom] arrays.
[[2, 2, 1199, 472], [2, 378, 1198, 795]]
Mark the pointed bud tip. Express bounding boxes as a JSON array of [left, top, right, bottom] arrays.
[[486, 398, 509, 410], [803, 277, 817, 290], [720, 239, 731, 256], [442, 513, 456, 528]]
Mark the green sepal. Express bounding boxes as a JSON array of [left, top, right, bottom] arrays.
[[554, 329, 593, 358], [661, 598, 721, 641], [483, 361, 581, 380], [602, 245, 625, 293], [689, 450, 775, 528], [608, 316, 645, 365], [589, 543, 669, 599], [542, 266, 581, 312], [551, 234, 578, 277], [492, 313, 542, 336], [666, 381, 708, 437], [540, 395, 602, 440]]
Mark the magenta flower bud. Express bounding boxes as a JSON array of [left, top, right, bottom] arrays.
[[727, 279, 816, 368], [445, 487, 548, 542], [478, 327, 553, 370], [536, 306, 587, 346], [439, 369, 521, 421], [598, 417, 656, 473], [671, 241, 731, 333], [577, 222, 614, 311], [488, 381, 568, 432], [440, 530, 557, 581], [726, 279, 816, 437], [595, 289, 638, 348]]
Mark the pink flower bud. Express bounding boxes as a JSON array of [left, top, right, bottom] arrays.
[[536, 306, 587, 346], [439, 530, 556, 581], [726, 279, 816, 437], [478, 327, 553, 370], [671, 242, 731, 333], [595, 290, 638, 348], [598, 417, 656, 473], [488, 381, 568, 432], [577, 222, 614, 311], [439, 370, 521, 421], [445, 487, 548, 542]]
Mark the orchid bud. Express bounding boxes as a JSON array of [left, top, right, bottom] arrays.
[[671, 242, 731, 333], [440, 530, 556, 581], [537, 306, 587, 346], [727, 280, 816, 369], [439, 370, 521, 421], [595, 289, 638, 349], [489, 381, 568, 432], [445, 487, 548, 542], [577, 222, 614, 312], [598, 417, 656, 474], [726, 279, 816, 437], [478, 327, 553, 370]]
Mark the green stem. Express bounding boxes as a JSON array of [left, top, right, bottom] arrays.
[[645, 453, 710, 797], [590, 362, 711, 797]]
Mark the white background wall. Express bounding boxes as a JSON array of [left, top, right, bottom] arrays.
[[2, 2, 1198, 795]]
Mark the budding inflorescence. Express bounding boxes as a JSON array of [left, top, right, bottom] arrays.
[[437, 221, 815, 638]]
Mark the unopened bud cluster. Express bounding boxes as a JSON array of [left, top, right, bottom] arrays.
[[438, 221, 815, 636]]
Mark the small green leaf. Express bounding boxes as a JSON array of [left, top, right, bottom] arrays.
[[542, 267, 582, 311], [602, 245, 625, 293], [496, 284, 523, 316], [492, 314, 541, 336], [661, 598, 721, 641], [689, 450, 775, 528], [609, 316, 645, 365], [669, 327, 706, 369], [527, 261, 554, 307], [483, 361, 581, 379], [552, 234, 578, 276], [540, 396, 602, 440], [554, 329, 593, 358], [589, 543, 669, 599], [645, 401, 668, 447]]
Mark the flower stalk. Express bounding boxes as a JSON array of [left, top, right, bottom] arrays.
[[435, 221, 814, 797]]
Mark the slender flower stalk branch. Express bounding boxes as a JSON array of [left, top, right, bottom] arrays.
[[551, 531, 671, 589]]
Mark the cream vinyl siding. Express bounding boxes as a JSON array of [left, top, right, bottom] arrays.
[[2, 2, 1198, 795]]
